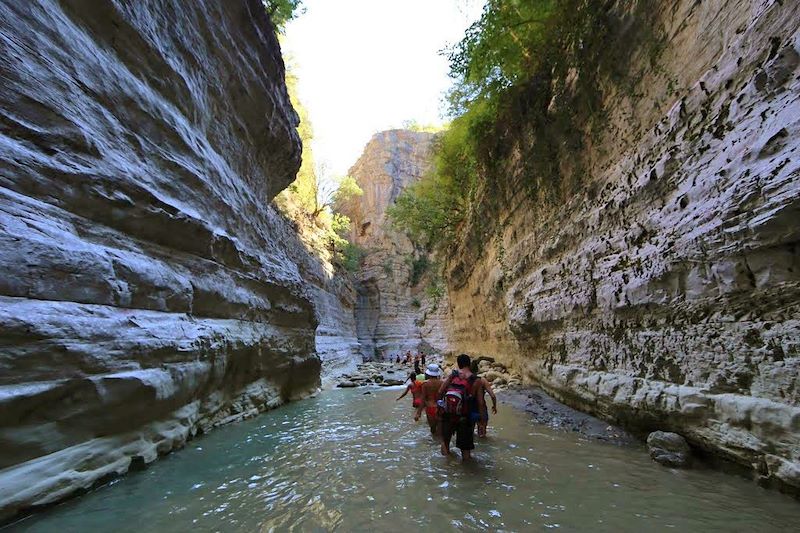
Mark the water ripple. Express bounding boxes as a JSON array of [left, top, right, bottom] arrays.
[[10, 389, 800, 532]]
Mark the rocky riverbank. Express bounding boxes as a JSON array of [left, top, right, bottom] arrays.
[[335, 354, 636, 446], [500, 386, 636, 446], [334, 355, 445, 388]]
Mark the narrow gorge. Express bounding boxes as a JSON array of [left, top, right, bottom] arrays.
[[0, 0, 798, 527], [340, 129, 450, 361]]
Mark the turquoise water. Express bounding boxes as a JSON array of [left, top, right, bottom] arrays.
[[8, 388, 798, 532]]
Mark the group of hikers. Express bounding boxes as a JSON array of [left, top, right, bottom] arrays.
[[392, 350, 427, 367], [396, 353, 497, 460]]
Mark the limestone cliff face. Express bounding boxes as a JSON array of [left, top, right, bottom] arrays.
[[280, 213, 361, 379], [0, 0, 320, 518], [447, 1, 800, 491], [309, 268, 360, 377], [343, 130, 450, 359]]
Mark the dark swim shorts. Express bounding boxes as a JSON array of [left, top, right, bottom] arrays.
[[441, 414, 475, 451]]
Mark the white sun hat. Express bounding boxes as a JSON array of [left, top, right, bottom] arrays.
[[425, 363, 442, 377]]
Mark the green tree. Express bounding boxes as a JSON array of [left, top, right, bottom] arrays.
[[264, 0, 304, 31], [388, 0, 603, 254], [275, 63, 363, 274], [401, 119, 448, 133], [281, 67, 319, 216], [446, 0, 557, 114]]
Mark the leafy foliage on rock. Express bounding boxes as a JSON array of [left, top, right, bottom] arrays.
[[388, 0, 625, 254], [274, 66, 364, 272], [264, 0, 304, 31]]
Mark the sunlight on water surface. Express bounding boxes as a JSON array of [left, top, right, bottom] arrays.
[[9, 388, 798, 532]]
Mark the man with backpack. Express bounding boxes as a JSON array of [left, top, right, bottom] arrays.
[[437, 354, 482, 461]]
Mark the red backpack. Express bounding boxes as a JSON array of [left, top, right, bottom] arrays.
[[443, 371, 476, 417]]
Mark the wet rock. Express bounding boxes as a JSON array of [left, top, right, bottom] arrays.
[[501, 386, 636, 445], [337, 381, 358, 388], [384, 379, 405, 386], [647, 431, 692, 468]]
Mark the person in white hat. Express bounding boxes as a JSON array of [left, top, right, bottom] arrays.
[[414, 363, 444, 438]]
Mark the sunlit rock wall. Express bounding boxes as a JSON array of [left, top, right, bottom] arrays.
[[447, 0, 800, 492], [0, 0, 321, 519], [343, 130, 451, 360]]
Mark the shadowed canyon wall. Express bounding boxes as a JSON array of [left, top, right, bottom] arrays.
[[284, 217, 360, 379], [446, 0, 800, 492], [342, 130, 451, 360], [0, 0, 326, 519]]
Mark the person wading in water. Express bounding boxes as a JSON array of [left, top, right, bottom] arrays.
[[438, 354, 481, 461], [414, 363, 444, 438], [396, 371, 423, 410], [470, 361, 497, 438]]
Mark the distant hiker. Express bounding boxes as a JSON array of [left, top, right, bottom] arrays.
[[414, 360, 422, 377], [471, 361, 497, 438], [396, 371, 423, 410], [420, 352, 427, 366], [438, 354, 481, 460], [396, 354, 401, 364], [415, 363, 443, 438]]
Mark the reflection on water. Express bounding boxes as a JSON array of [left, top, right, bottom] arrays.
[[9, 388, 798, 532]]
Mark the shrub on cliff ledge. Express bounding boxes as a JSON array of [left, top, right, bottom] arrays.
[[389, 0, 611, 253], [264, 0, 303, 30], [387, 114, 480, 249], [275, 64, 363, 272]]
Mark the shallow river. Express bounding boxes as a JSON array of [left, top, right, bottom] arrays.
[[9, 388, 798, 532]]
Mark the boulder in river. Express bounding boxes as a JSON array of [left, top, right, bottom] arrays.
[[647, 431, 692, 468], [337, 381, 358, 388]]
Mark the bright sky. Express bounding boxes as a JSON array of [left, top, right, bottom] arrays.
[[282, 0, 484, 178]]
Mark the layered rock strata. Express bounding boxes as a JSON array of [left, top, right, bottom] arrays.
[[0, 0, 320, 519], [447, 0, 800, 492], [342, 130, 451, 360], [281, 218, 360, 379]]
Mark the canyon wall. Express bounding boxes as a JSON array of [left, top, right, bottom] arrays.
[[0, 0, 322, 519], [447, 0, 800, 492], [279, 213, 361, 379], [342, 130, 451, 360]]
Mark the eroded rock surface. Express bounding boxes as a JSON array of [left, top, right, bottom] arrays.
[[0, 0, 321, 519], [446, 0, 800, 492], [342, 130, 451, 359]]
